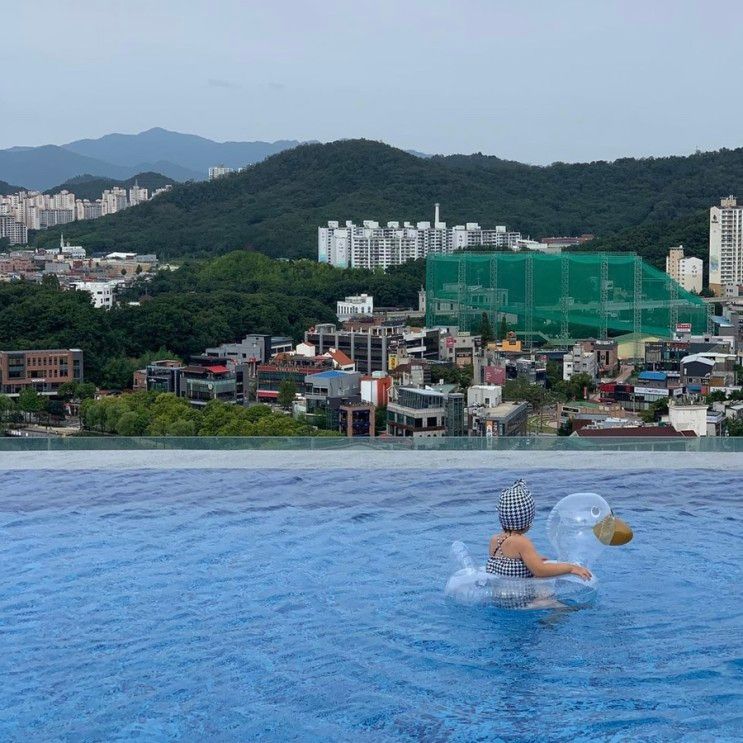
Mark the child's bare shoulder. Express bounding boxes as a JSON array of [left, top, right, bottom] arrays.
[[510, 533, 535, 548]]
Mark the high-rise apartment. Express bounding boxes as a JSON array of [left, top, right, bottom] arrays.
[[318, 204, 521, 269], [709, 195, 743, 293]]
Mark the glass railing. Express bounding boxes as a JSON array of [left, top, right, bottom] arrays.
[[0, 436, 742, 452]]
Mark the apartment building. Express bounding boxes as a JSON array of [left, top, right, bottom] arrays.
[[318, 205, 521, 269], [0, 215, 28, 245], [709, 195, 743, 293], [666, 246, 703, 293], [208, 165, 234, 180], [0, 348, 83, 396]]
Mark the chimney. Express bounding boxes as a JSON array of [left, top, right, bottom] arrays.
[[434, 202, 440, 226]]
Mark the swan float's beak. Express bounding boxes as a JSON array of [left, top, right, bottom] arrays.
[[594, 514, 633, 546]]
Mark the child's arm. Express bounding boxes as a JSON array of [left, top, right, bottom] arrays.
[[512, 535, 592, 580]]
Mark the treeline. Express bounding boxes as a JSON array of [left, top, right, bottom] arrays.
[[35, 139, 743, 263], [577, 211, 708, 270], [81, 392, 338, 436], [0, 252, 424, 387]]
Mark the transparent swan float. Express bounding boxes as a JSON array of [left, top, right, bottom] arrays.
[[445, 493, 633, 610]]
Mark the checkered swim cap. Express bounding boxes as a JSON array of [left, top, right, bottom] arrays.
[[498, 479, 535, 531]]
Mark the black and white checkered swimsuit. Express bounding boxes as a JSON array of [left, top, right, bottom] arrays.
[[486, 534, 534, 578]]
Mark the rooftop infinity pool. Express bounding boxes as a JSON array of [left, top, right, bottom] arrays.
[[2, 468, 741, 741]]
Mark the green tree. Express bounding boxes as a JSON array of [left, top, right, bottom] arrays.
[[0, 394, 15, 430], [497, 316, 508, 341], [277, 379, 297, 410], [726, 418, 743, 436], [18, 388, 45, 421], [375, 405, 387, 434], [479, 312, 494, 344]]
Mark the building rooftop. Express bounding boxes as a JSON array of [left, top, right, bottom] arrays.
[[638, 371, 667, 381], [308, 370, 350, 380]]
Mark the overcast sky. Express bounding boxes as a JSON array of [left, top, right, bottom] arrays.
[[1, 0, 739, 163]]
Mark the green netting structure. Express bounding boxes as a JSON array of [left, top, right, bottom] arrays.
[[425, 252, 709, 343]]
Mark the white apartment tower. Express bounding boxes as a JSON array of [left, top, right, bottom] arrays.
[[666, 245, 703, 294], [318, 205, 521, 269], [709, 195, 743, 293]]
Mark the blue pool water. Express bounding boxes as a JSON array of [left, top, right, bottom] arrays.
[[1, 468, 741, 741]]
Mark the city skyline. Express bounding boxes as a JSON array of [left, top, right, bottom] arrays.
[[3, 1, 743, 164]]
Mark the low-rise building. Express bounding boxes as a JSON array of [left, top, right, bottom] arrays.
[[387, 386, 464, 437], [668, 400, 708, 437], [467, 385, 503, 408], [71, 279, 120, 309], [0, 348, 83, 397], [303, 370, 362, 428], [256, 355, 333, 402], [361, 373, 392, 407], [563, 342, 598, 381], [180, 361, 237, 406], [337, 294, 373, 320], [468, 401, 528, 437], [338, 402, 375, 437]]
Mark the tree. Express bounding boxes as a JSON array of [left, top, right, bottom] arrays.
[[727, 418, 743, 436], [0, 395, 15, 430], [479, 312, 494, 344], [135, 264, 143, 275], [375, 405, 387, 434], [18, 387, 45, 421], [277, 379, 297, 410], [497, 316, 508, 341]]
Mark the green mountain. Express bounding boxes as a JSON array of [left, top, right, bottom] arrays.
[[44, 172, 177, 201], [0, 178, 25, 195], [34, 139, 739, 266], [578, 211, 709, 268]]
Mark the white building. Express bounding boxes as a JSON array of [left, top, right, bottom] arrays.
[[72, 280, 120, 309], [319, 204, 522, 269], [337, 293, 373, 320], [208, 165, 233, 180], [563, 342, 598, 381], [0, 215, 28, 245], [467, 385, 503, 408], [668, 401, 708, 437], [58, 235, 86, 259], [128, 184, 149, 206], [666, 245, 703, 293], [709, 195, 743, 293]]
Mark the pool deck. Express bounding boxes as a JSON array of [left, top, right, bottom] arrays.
[[2, 450, 742, 470]]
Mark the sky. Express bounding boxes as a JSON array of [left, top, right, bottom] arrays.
[[1, 0, 740, 164]]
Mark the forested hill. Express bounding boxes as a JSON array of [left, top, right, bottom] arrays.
[[0, 179, 25, 195], [579, 211, 709, 267], [34, 139, 743, 264], [44, 172, 176, 201]]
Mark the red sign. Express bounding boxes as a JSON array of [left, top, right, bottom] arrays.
[[675, 323, 692, 333], [483, 366, 506, 385], [446, 337, 456, 348]]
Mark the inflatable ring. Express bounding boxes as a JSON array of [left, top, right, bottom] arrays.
[[445, 493, 631, 610]]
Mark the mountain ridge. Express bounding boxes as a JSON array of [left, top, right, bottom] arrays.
[[32, 137, 734, 267], [0, 128, 305, 190]]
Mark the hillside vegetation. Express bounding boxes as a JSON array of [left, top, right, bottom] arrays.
[[0, 252, 424, 387], [34, 139, 739, 267], [44, 172, 176, 201]]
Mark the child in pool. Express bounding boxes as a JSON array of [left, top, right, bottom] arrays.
[[487, 479, 592, 581]]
